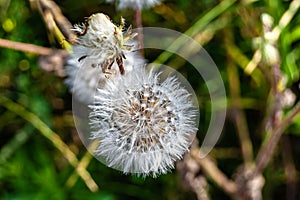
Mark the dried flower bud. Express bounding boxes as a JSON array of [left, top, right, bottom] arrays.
[[72, 13, 136, 74], [64, 13, 142, 104], [263, 43, 280, 66], [281, 89, 296, 108], [90, 67, 198, 177]]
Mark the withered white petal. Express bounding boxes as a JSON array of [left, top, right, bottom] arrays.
[[72, 13, 125, 69], [64, 13, 142, 104], [65, 50, 144, 104]]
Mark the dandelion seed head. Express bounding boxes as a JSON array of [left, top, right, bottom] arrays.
[[90, 67, 198, 177]]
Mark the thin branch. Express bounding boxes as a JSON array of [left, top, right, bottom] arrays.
[[190, 146, 238, 196], [0, 38, 68, 76], [176, 153, 210, 200], [153, 0, 237, 64], [0, 125, 33, 164], [244, 49, 262, 75], [280, 135, 297, 200], [244, 0, 300, 76], [0, 38, 53, 55], [271, 0, 300, 41], [227, 62, 254, 165], [37, 0, 76, 43], [252, 0, 300, 177], [31, 0, 74, 50], [254, 102, 300, 176], [224, 26, 254, 165], [0, 96, 99, 192], [66, 141, 98, 189]]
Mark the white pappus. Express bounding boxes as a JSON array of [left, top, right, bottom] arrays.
[[89, 67, 198, 177]]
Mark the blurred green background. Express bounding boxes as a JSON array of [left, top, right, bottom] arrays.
[[1, 0, 300, 199]]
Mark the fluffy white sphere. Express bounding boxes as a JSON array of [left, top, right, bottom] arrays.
[[90, 67, 198, 177]]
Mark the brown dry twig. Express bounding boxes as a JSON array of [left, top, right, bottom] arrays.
[[280, 135, 297, 200], [0, 38, 53, 55], [30, 0, 77, 45], [189, 140, 238, 198], [177, 152, 210, 200], [0, 38, 69, 77], [254, 102, 300, 176]]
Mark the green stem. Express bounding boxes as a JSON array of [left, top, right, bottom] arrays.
[[0, 96, 99, 192], [153, 0, 237, 64]]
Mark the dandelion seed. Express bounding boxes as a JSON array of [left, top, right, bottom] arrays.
[[106, 0, 163, 9], [90, 67, 198, 177]]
